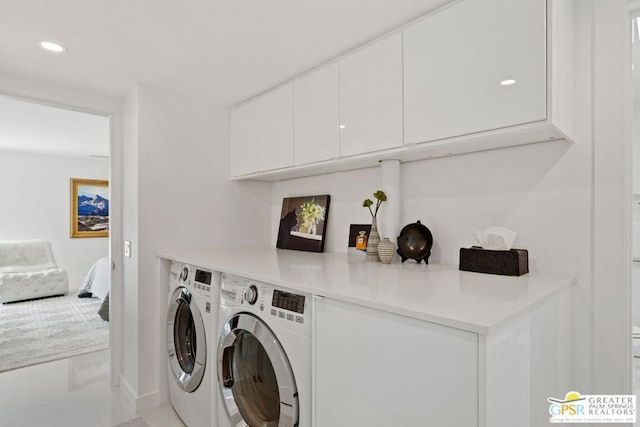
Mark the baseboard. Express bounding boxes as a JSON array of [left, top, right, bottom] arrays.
[[136, 389, 161, 413], [118, 374, 137, 409], [118, 374, 162, 413]]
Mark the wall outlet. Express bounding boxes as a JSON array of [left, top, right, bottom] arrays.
[[124, 240, 131, 258]]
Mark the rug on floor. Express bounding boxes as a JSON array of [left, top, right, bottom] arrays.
[[115, 417, 150, 427], [0, 294, 109, 373]]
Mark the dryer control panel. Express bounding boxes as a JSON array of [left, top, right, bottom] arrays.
[[272, 289, 305, 314], [221, 273, 312, 336]]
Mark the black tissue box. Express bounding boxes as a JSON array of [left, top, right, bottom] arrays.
[[459, 246, 529, 276]]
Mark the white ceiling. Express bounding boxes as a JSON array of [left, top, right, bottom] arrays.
[[0, 0, 449, 105], [0, 95, 110, 158], [0, 0, 451, 158]]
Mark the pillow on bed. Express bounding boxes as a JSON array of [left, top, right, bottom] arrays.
[[98, 293, 109, 321]]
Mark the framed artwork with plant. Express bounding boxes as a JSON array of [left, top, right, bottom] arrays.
[[277, 195, 331, 252]]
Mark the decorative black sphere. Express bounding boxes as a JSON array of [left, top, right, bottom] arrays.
[[396, 220, 433, 264]]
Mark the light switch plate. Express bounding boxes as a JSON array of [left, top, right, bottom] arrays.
[[124, 240, 131, 258]]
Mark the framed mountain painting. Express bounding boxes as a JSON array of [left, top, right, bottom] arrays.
[[70, 178, 109, 238]]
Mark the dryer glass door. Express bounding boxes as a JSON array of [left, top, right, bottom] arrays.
[[218, 313, 298, 427], [167, 287, 207, 393]]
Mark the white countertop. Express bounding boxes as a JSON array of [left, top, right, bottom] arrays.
[[159, 247, 574, 335]]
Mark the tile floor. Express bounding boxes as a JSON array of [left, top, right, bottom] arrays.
[[0, 350, 185, 427]]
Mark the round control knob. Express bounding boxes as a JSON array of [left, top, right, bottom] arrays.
[[179, 266, 189, 282], [244, 285, 258, 305]]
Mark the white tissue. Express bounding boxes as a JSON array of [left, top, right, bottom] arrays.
[[474, 226, 516, 250]]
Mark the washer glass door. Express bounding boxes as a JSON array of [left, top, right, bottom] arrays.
[[167, 287, 206, 393], [218, 313, 298, 427]]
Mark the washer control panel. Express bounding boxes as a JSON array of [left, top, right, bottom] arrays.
[[221, 273, 311, 335], [173, 262, 214, 296], [193, 268, 213, 292]]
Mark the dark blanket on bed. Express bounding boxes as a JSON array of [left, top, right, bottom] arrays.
[[98, 293, 109, 321]]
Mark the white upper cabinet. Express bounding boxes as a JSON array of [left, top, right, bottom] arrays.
[[403, 0, 547, 144], [258, 84, 294, 171], [229, 99, 259, 178], [230, 0, 574, 181], [339, 33, 403, 156], [294, 63, 340, 165]]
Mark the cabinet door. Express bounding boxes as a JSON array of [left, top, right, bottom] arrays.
[[229, 99, 259, 177], [404, 0, 546, 144], [314, 298, 478, 427], [339, 33, 403, 156], [294, 63, 340, 165], [259, 84, 294, 171]]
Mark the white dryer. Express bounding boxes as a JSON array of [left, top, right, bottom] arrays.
[[217, 273, 312, 427], [167, 262, 219, 427]]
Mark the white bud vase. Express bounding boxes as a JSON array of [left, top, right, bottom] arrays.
[[377, 238, 396, 264], [366, 216, 381, 262]]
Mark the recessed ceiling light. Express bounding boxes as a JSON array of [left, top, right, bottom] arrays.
[[339, 125, 346, 129], [500, 79, 516, 86], [39, 41, 67, 53]]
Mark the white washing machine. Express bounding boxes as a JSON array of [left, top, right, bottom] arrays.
[[167, 262, 219, 427], [217, 273, 312, 427]]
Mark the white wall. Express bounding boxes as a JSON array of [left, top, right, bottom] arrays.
[[121, 88, 140, 394], [632, 28, 640, 332], [120, 83, 270, 409], [591, 0, 631, 395], [0, 149, 109, 289], [633, 104, 640, 194], [633, 259, 640, 327], [633, 103, 640, 326], [272, 141, 589, 274]]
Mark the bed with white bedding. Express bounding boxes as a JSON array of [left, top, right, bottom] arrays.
[[77, 257, 110, 320]]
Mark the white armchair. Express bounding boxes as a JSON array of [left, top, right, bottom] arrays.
[[0, 240, 69, 303]]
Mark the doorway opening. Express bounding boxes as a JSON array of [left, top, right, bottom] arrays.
[[0, 94, 113, 373]]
